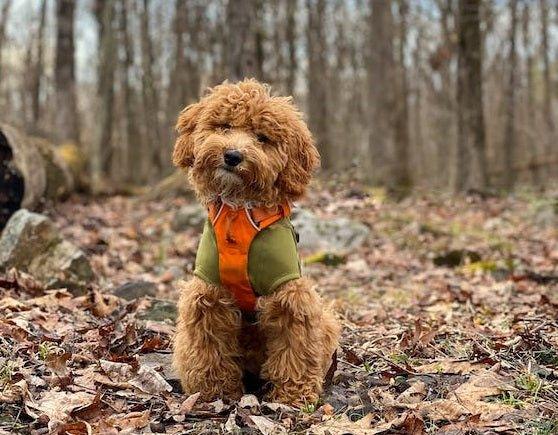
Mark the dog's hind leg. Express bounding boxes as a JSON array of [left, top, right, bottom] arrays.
[[258, 278, 338, 406], [173, 277, 243, 400]]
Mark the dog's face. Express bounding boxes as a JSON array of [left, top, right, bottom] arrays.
[[173, 80, 319, 206]]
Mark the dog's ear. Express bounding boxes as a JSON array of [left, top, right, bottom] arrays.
[[172, 102, 203, 168], [276, 121, 320, 200]]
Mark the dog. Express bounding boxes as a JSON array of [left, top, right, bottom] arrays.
[[172, 79, 340, 406]]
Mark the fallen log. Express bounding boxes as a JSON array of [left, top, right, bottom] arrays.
[[0, 123, 74, 229]]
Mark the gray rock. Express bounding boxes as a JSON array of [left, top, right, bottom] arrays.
[[112, 280, 157, 301], [171, 204, 206, 232], [290, 209, 369, 252], [0, 209, 94, 293], [138, 298, 178, 322]]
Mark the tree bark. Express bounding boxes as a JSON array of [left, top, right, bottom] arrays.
[[0, 0, 12, 85], [91, 0, 117, 192], [539, 0, 554, 172], [140, 0, 164, 178], [285, 0, 297, 95], [393, 0, 411, 191], [503, 0, 517, 189], [226, 0, 257, 81], [522, 2, 539, 184], [307, 0, 332, 170], [454, 0, 487, 192], [366, 0, 396, 184], [31, 0, 48, 125], [54, 0, 80, 145], [118, 0, 142, 184]]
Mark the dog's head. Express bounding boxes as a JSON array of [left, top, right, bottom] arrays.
[[173, 79, 319, 207]]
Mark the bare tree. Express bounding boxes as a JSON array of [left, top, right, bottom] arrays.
[[118, 0, 142, 184], [366, 0, 396, 184], [393, 0, 411, 190], [91, 0, 117, 191], [503, 0, 517, 189], [307, 0, 332, 169], [0, 0, 12, 85], [226, 0, 257, 81], [140, 0, 164, 177], [285, 0, 297, 95], [30, 0, 48, 125], [54, 0, 80, 144], [454, 0, 487, 191], [539, 0, 554, 173]]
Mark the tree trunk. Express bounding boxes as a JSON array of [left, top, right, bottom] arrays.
[[522, 2, 539, 184], [393, 0, 411, 191], [539, 0, 554, 174], [366, 0, 396, 184], [140, 0, 164, 178], [285, 0, 297, 95], [0, 0, 12, 85], [54, 0, 80, 145], [503, 0, 517, 189], [91, 0, 117, 192], [118, 0, 142, 184], [226, 0, 257, 81], [454, 0, 487, 192], [30, 0, 48, 125]]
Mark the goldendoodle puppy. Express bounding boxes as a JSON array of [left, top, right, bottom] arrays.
[[172, 79, 340, 406]]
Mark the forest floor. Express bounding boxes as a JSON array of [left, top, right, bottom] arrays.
[[1, 183, 557, 434]]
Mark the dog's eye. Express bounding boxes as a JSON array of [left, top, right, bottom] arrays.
[[257, 134, 270, 144], [216, 123, 231, 131]]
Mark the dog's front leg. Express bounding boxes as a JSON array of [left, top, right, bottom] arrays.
[[173, 277, 243, 400], [258, 278, 333, 406]]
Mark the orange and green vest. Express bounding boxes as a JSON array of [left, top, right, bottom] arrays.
[[194, 201, 301, 311]]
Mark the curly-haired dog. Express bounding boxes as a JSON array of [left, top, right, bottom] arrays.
[[172, 79, 340, 405]]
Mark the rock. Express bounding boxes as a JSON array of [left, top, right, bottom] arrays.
[[112, 280, 157, 301], [171, 204, 206, 232], [291, 209, 369, 252], [0, 209, 94, 293], [138, 298, 178, 322]]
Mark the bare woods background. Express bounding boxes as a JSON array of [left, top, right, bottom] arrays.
[[0, 0, 556, 193]]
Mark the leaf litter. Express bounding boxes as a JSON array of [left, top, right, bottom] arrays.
[[0, 186, 557, 433]]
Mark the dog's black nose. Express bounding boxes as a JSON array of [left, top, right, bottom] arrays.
[[224, 150, 243, 167]]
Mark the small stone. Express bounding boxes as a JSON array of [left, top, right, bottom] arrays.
[[0, 209, 94, 293], [112, 281, 157, 301], [171, 204, 206, 232], [138, 298, 178, 322], [291, 209, 369, 253]]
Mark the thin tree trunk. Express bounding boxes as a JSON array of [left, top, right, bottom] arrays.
[[91, 0, 117, 192], [118, 0, 141, 184], [31, 0, 47, 124], [366, 0, 395, 184], [454, 0, 487, 192], [539, 0, 554, 172], [393, 0, 411, 191], [226, 0, 257, 81], [140, 0, 163, 177], [503, 0, 517, 189], [0, 0, 12, 85], [522, 2, 539, 184], [54, 0, 79, 145], [307, 0, 332, 169], [285, 0, 297, 95]]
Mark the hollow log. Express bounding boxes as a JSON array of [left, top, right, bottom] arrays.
[[0, 123, 74, 229]]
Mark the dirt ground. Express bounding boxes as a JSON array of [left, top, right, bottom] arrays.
[[1, 184, 557, 434]]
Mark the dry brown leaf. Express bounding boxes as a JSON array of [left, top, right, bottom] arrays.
[[396, 380, 427, 404], [105, 410, 151, 430], [250, 415, 287, 435], [414, 359, 488, 375], [179, 392, 201, 414]]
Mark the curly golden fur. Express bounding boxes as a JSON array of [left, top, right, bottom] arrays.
[[172, 79, 340, 406]]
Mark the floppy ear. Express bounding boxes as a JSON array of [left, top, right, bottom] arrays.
[[172, 102, 203, 168], [276, 122, 320, 200]]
